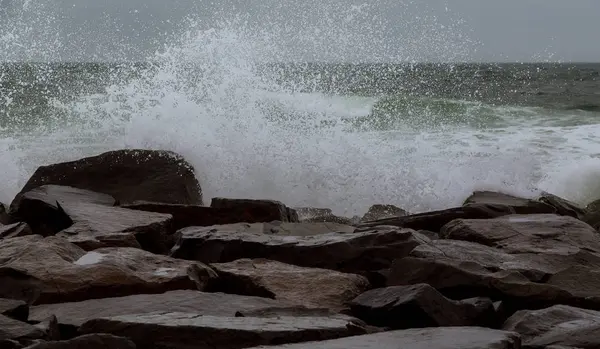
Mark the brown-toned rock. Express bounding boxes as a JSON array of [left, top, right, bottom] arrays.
[[247, 327, 521, 349], [294, 207, 358, 225], [357, 204, 516, 232], [440, 214, 600, 254], [463, 191, 556, 214], [538, 192, 587, 219], [78, 312, 368, 349], [10, 149, 202, 207], [31, 316, 60, 341], [23, 334, 136, 349], [0, 314, 45, 343], [10, 185, 174, 253], [360, 204, 408, 223], [0, 299, 29, 322], [29, 290, 309, 333], [0, 235, 216, 305], [0, 223, 32, 239], [171, 225, 428, 275], [349, 284, 495, 329], [210, 198, 299, 222], [210, 259, 370, 311], [503, 305, 600, 349]]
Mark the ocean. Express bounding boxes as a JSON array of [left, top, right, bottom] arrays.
[[1, 33, 600, 216]]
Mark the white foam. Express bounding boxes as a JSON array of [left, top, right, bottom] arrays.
[[74, 251, 105, 266], [154, 267, 177, 276]]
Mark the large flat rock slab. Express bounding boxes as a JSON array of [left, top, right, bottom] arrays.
[[10, 185, 174, 253], [0, 314, 46, 343], [78, 312, 368, 349], [29, 290, 304, 330], [357, 204, 516, 232], [22, 334, 136, 349], [0, 236, 215, 304], [171, 225, 428, 274], [247, 327, 521, 349], [211, 259, 370, 311], [10, 149, 202, 206], [210, 198, 298, 222], [349, 284, 495, 329], [463, 191, 556, 214], [441, 214, 600, 254], [503, 305, 600, 349]]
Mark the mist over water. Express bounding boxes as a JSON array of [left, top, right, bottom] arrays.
[[2, 1, 600, 215]]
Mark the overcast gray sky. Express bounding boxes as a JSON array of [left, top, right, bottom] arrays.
[[1, 0, 599, 62]]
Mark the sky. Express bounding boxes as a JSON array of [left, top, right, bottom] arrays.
[[1, 0, 599, 62]]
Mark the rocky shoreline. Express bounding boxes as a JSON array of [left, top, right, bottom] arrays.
[[1, 149, 599, 348]]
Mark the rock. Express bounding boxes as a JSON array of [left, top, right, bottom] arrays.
[[360, 204, 408, 223], [11, 185, 174, 253], [440, 214, 600, 254], [29, 290, 305, 333], [122, 201, 306, 230], [294, 207, 333, 219], [583, 199, 600, 230], [22, 334, 136, 349], [0, 314, 45, 343], [247, 327, 521, 349], [349, 284, 495, 329], [538, 192, 587, 219], [210, 259, 370, 311], [502, 305, 600, 348], [0, 299, 29, 322], [463, 191, 556, 214], [0, 203, 11, 225], [210, 198, 299, 222], [171, 225, 428, 275], [0, 235, 216, 304], [78, 312, 368, 349], [0, 223, 32, 239], [357, 204, 516, 232], [11, 149, 202, 207], [294, 207, 358, 225], [30, 316, 59, 341]]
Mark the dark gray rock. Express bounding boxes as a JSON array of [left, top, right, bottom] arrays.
[[211, 198, 298, 222], [463, 191, 556, 215], [0, 299, 28, 322], [360, 204, 408, 223], [22, 334, 136, 349]]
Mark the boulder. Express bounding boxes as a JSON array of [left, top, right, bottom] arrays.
[[0, 314, 46, 343], [349, 284, 495, 329], [122, 201, 303, 230], [211, 198, 299, 222], [503, 305, 600, 348], [463, 191, 556, 214], [0, 223, 32, 239], [78, 312, 368, 349], [30, 315, 60, 341], [10, 149, 202, 207], [538, 192, 587, 219], [294, 207, 358, 225], [246, 327, 521, 349], [10, 186, 174, 253], [0, 299, 28, 323], [357, 204, 516, 232], [171, 225, 428, 275], [360, 204, 408, 223], [0, 203, 11, 225], [440, 214, 600, 254], [22, 334, 136, 349], [210, 259, 370, 311], [29, 290, 307, 334], [0, 235, 216, 304]]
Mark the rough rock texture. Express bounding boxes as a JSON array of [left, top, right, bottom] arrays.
[[22, 334, 136, 349], [503, 305, 600, 349], [78, 312, 368, 349], [463, 191, 556, 214], [247, 327, 521, 349], [171, 225, 428, 274], [294, 208, 359, 225], [10, 185, 174, 253], [31, 315, 60, 341], [538, 192, 587, 219], [29, 291, 303, 332], [211, 259, 370, 311], [0, 235, 215, 304], [0, 203, 11, 225], [440, 214, 600, 254], [0, 314, 46, 343], [0, 299, 29, 322], [211, 198, 298, 222], [10, 149, 202, 207], [349, 284, 495, 329], [0, 223, 32, 239], [360, 204, 408, 223], [357, 204, 516, 232]]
